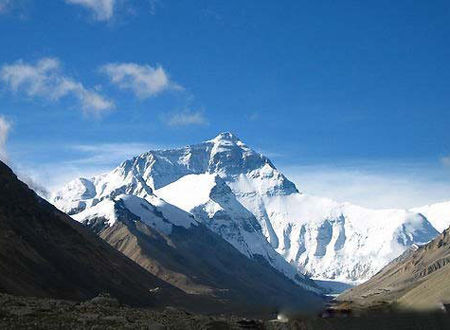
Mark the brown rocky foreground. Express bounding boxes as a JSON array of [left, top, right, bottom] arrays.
[[0, 292, 263, 329], [2, 292, 450, 330]]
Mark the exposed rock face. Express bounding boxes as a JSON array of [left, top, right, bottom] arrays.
[[338, 226, 450, 310]]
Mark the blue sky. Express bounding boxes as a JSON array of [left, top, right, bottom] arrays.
[[0, 0, 450, 208]]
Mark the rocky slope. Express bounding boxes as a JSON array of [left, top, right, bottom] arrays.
[[337, 226, 450, 310], [53, 181, 323, 312], [0, 161, 196, 308], [53, 132, 440, 284]]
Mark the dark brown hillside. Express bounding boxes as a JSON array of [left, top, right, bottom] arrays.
[[0, 161, 193, 308], [97, 214, 324, 313]]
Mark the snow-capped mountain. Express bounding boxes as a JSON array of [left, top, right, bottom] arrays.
[[53, 132, 441, 284], [411, 201, 450, 233], [52, 139, 313, 289]]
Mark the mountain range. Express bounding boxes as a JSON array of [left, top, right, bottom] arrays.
[[53, 132, 449, 287]]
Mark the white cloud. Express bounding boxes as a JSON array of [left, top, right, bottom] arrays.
[[65, 0, 115, 21], [166, 110, 208, 127], [282, 161, 450, 209], [0, 116, 11, 162], [101, 62, 180, 98], [1, 57, 114, 115]]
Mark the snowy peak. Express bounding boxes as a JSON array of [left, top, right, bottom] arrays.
[[206, 132, 278, 177], [207, 132, 242, 144], [53, 177, 96, 215], [98, 132, 299, 196], [411, 201, 450, 233]]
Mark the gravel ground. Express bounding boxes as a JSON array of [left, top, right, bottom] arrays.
[[0, 293, 265, 329], [2, 293, 450, 330]]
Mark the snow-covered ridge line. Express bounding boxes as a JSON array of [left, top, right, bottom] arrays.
[[52, 132, 446, 284]]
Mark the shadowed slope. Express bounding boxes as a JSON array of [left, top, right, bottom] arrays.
[[0, 161, 194, 308], [87, 195, 324, 313]]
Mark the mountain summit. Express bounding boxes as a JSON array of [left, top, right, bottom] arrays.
[[54, 133, 440, 284]]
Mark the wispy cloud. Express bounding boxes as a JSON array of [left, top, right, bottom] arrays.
[[65, 0, 115, 21], [0, 116, 11, 162], [101, 62, 181, 98], [1, 57, 114, 115], [166, 110, 208, 127]]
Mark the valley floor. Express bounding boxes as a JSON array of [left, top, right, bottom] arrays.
[[2, 293, 450, 329], [0, 293, 260, 329], [313, 280, 354, 296]]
